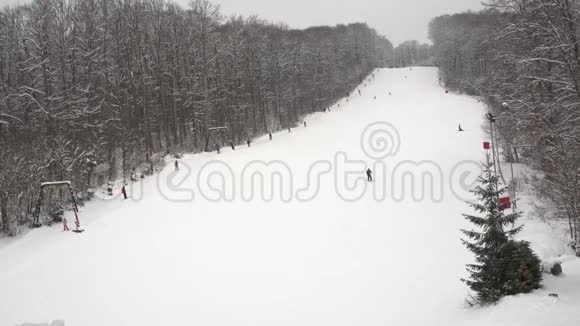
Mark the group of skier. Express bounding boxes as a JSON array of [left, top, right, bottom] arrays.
[[109, 71, 387, 204]]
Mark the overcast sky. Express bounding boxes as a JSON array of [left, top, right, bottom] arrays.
[[0, 0, 484, 45]]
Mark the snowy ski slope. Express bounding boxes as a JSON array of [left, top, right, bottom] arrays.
[[1, 67, 577, 326]]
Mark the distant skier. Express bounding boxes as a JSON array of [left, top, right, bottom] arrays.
[[130, 168, 138, 182], [214, 143, 220, 154], [107, 182, 113, 196], [269, 133, 272, 140], [458, 124, 464, 132], [304, 121, 307, 127], [358, 89, 361, 96], [366, 168, 373, 182], [230, 141, 235, 150], [63, 217, 70, 231], [121, 185, 127, 200], [288, 127, 292, 133], [247, 140, 251, 147], [175, 160, 179, 171]]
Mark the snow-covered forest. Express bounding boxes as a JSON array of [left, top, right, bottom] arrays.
[[429, 0, 580, 255], [0, 0, 397, 234]]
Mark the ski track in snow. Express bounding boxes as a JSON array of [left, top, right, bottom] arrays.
[[1, 67, 578, 326]]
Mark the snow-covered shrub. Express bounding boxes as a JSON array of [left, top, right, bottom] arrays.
[[550, 262, 563, 276], [498, 240, 542, 295]]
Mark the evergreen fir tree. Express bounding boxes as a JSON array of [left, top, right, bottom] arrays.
[[461, 152, 524, 304]]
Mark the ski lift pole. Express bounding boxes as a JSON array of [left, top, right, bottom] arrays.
[[486, 113, 500, 201], [509, 144, 517, 213], [502, 102, 517, 213]]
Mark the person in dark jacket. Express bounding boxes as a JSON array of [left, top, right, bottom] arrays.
[[366, 168, 373, 182], [269, 133, 272, 140], [121, 185, 128, 200], [175, 160, 179, 171]]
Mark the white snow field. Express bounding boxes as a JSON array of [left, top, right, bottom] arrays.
[[1, 67, 578, 326]]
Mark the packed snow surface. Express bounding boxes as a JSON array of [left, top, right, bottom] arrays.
[[1, 67, 578, 326]]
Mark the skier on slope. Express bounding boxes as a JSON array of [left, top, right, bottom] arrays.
[[63, 217, 70, 231], [130, 168, 138, 182], [366, 168, 373, 182], [458, 124, 464, 132], [121, 185, 128, 200], [175, 160, 179, 171]]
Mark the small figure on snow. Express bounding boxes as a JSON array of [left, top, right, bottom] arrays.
[[63, 217, 70, 231], [366, 168, 373, 182], [358, 89, 361, 96], [214, 143, 221, 154], [458, 124, 464, 132], [230, 141, 235, 150], [130, 168, 138, 182], [247, 140, 251, 147], [304, 121, 307, 127], [288, 127, 292, 133], [269, 133, 273, 141], [175, 160, 179, 171], [121, 185, 128, 200]]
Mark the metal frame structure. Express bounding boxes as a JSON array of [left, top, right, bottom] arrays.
[[32, 181, 79, 227], [204, 126, 231, 152]]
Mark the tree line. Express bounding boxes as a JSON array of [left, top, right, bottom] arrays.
[[0, 0, 394, 235], [393, 40, 432, 67], [429, 1, 580, 255]]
